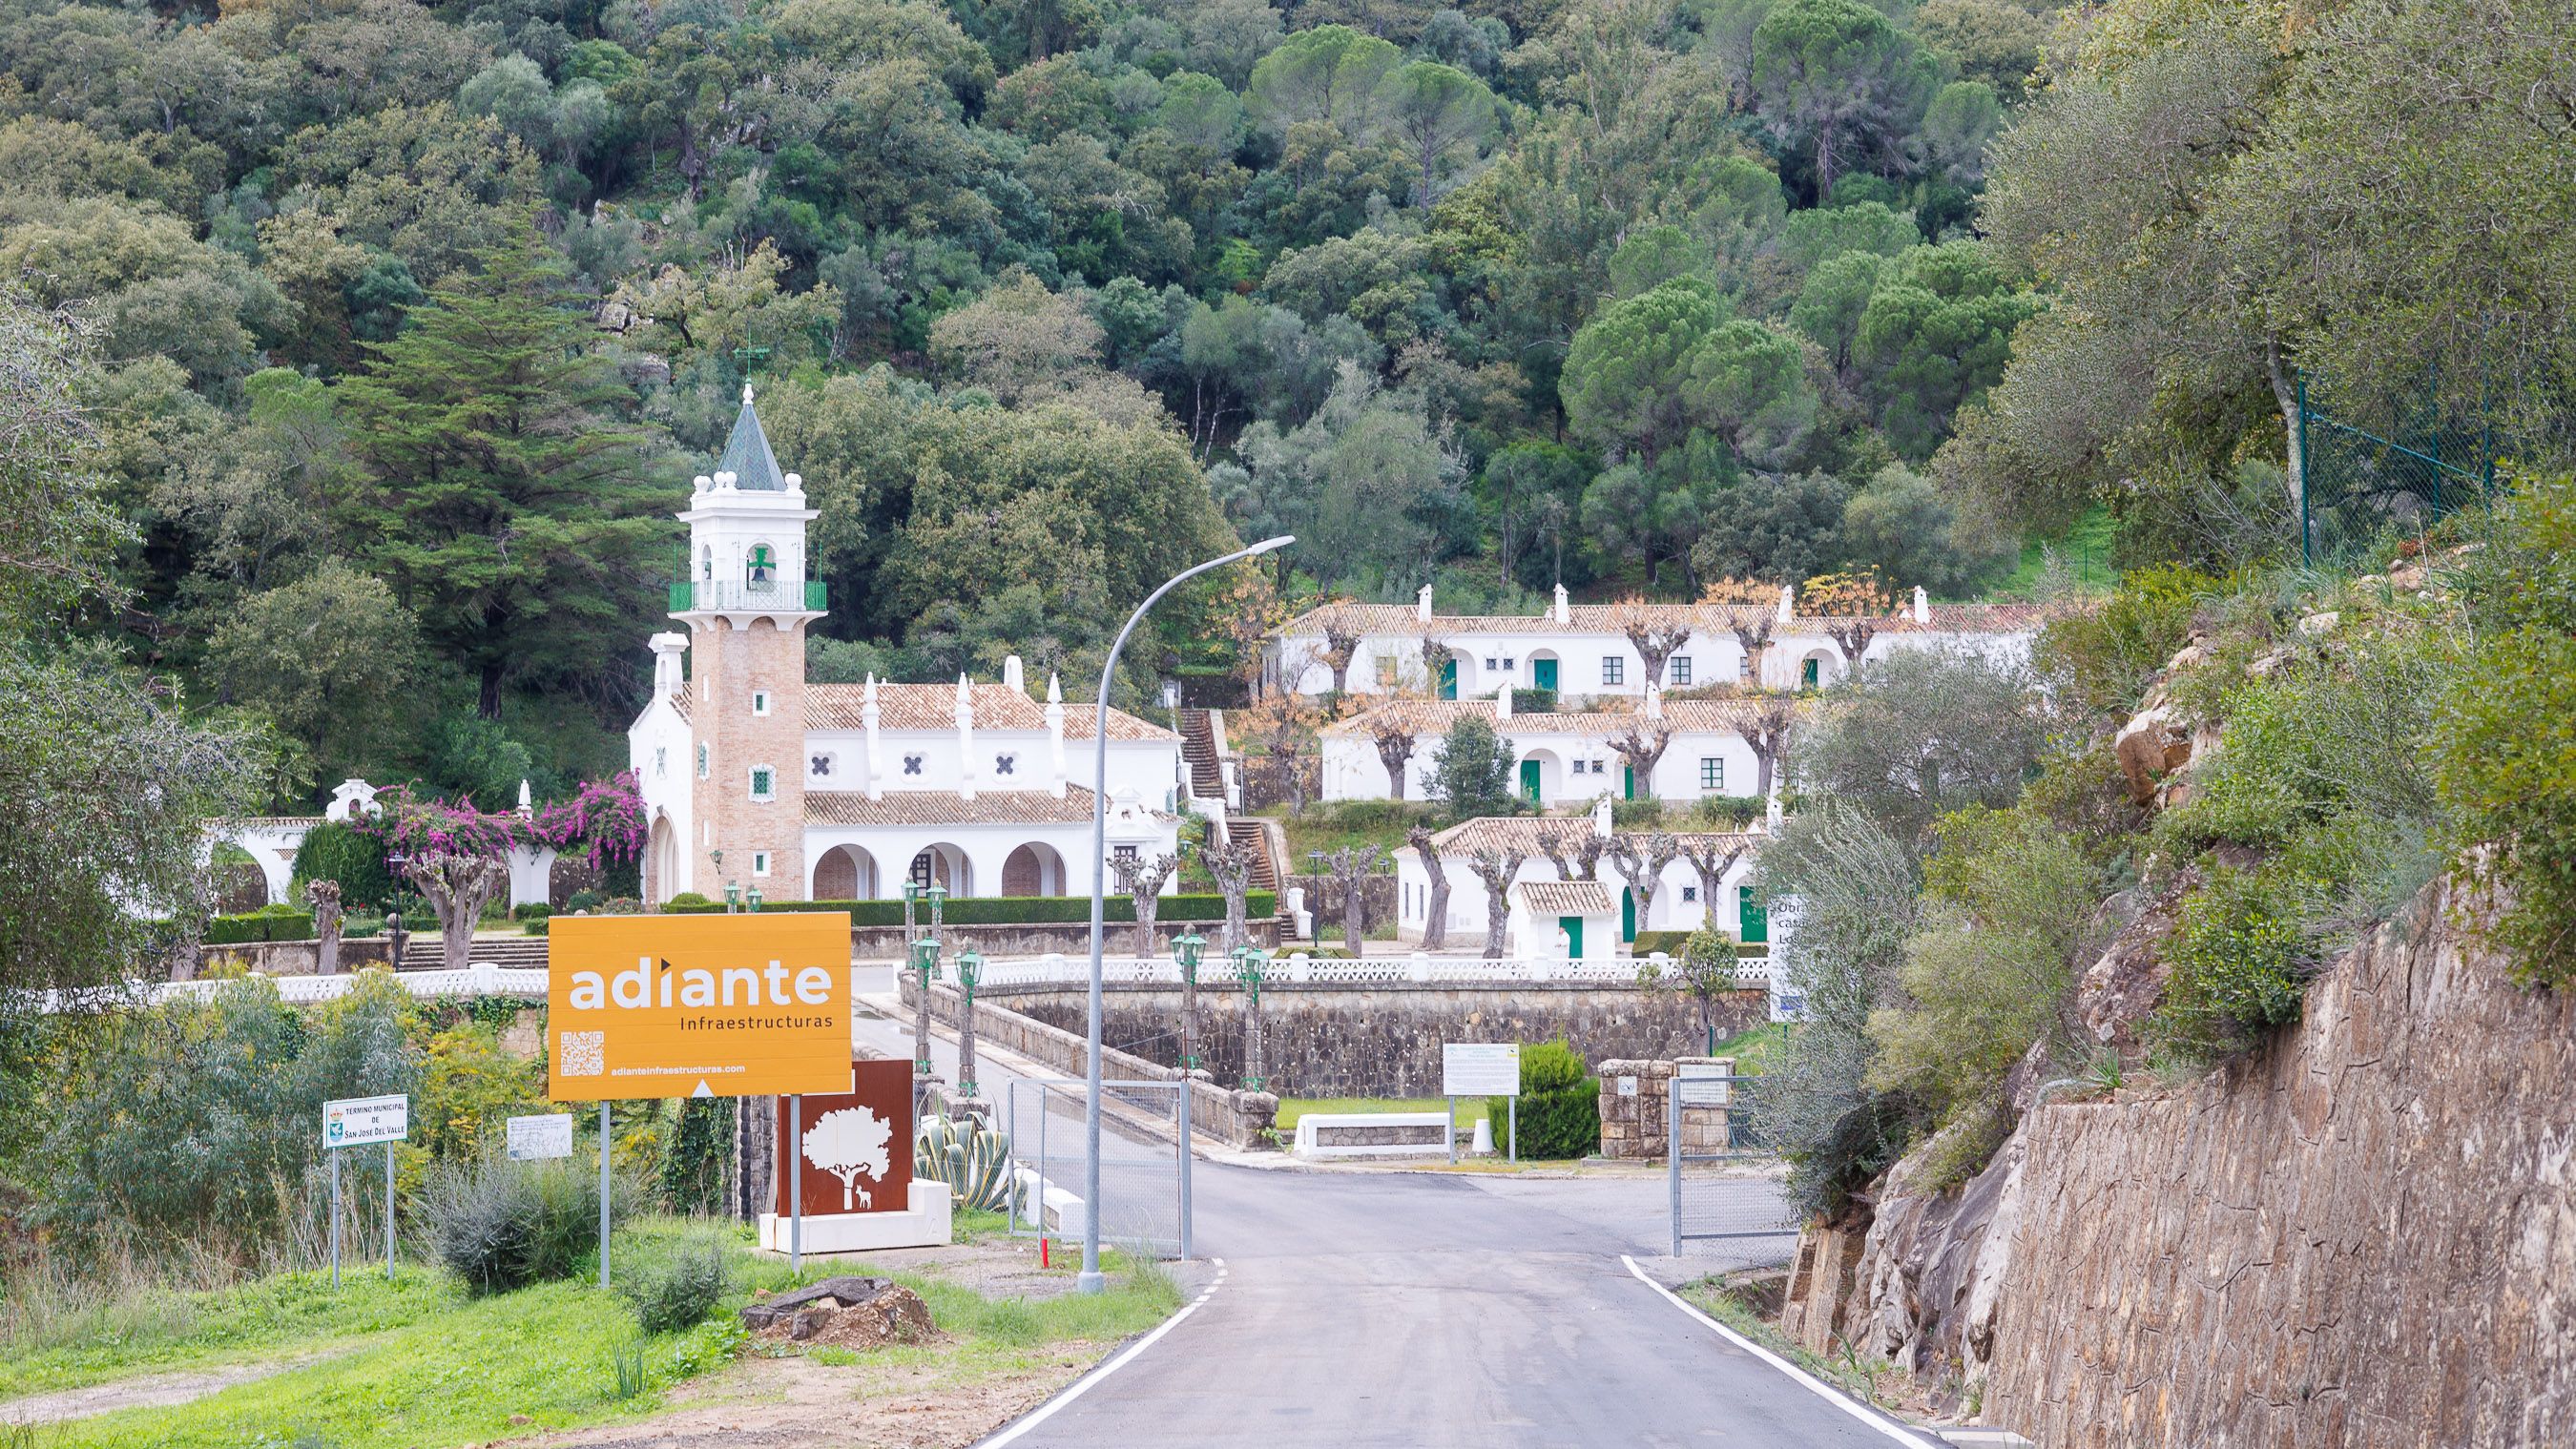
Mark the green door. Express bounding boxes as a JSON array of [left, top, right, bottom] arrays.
[[1738, 887, 1768, 944], [1801, 656, 1820, 689], [1519, 759, 1542, 802], [1623, 764, 1636, 800], [1439, 658, 1458, 699], [1559, 916, 1583, 958], [1532, 657, 1558, 692], [1621, 887, 1637, 943]]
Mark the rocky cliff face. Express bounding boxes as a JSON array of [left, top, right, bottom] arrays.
[[1780, 878, 2576, 1446]]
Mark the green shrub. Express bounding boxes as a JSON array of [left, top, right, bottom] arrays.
[[511, 902, 553, 921], [665, 891, 715, 908], [420, 1155, 634, 1294], [1515, 686, 1559, 713], [916, 1114, 1015, 1212], [2149, 865, 2316, 1058], [660, 893, 1274, 924], [523, 919, 551, 936], [621, 1236, 731, 1333], [566, 889, 605, 913], [200, 908, 317, 944], [291, 821, 397, 913], [1489, 1040, 1599, 1159]]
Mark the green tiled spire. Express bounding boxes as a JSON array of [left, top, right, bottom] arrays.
[[715, 383, 785, 491]]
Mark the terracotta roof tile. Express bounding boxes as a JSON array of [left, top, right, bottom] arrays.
[[1280, 598, 2050, 638], [802, 683, 1175, 740], [1326, 696, 1807, 739], [804, 787, 1153, 827], [1516, 880, 1615, 914], [1425, 817, 1767, 855]]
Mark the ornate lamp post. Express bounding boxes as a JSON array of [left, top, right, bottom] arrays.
[[745, 884, 762, 913], [724, 880, 742, 914], [1172, 928, 1207, 1075], [953, 945, 985, 1099], [1233, 944, 1272, 1094], [905, 892, 940, 1082]]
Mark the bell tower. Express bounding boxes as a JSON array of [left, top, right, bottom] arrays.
[[676, 384, 822, 900]]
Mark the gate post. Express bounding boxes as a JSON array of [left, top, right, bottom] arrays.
[[1668, 1085, 1682, 1258]]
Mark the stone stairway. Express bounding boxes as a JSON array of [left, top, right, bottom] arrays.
[[1178, 708, 1226, 801], [1229, 817, 1282, 893], [459, 936, 550, 970]]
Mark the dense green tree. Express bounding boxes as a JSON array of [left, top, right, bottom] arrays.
[[1427, 714, 1519, 818], [334, 223, 671, 718], [1750, 0, 1936, 199]]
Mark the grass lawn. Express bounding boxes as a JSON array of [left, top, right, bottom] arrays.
[[1706, 1021, 1798, 1075], [1273, 1096, 1492, 1133], [1258, 804, 1423, 871], [32, 1216, 1180, 1449], [1985, 503, 2118, 600], [0, 1268, 457, 1400]]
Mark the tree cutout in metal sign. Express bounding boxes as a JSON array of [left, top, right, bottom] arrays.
[[801, 1107, 892, 1211]]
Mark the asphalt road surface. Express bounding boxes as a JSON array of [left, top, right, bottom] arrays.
[[856, 968, 1921, 1448]]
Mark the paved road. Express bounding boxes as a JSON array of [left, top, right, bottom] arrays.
[[857, 969, 1917, 1448]]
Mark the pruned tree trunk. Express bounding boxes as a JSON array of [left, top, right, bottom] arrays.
[[1823, 620, 1880, 680], [1609, 724, 1672, 800], [1313, 845, 1384, 956], [1323, 627, 1361, 694], [1536, 825, 1604, 881], [408, 852, 507, 971], [1206, 839, 1257, 953], [1621, 621, 1694, 690], [1748, 700, 1795, 800], [1679, 838, 1747, 933], [307, 880, 344, 975], [1112, 851, 1179, 958], [1406, 825, 1452, 949], [1730, 618, 1776, 687], [1604, 832, 1680, 944], [1371, 723, 1418, 800], [1466, 846, 1529, 959]]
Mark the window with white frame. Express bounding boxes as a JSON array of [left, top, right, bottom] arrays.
[[1602, 656, 1625, 685], [696, 743, 710, 778], [752, 690, 771, 716], [1503, 657, 1516, 671], [1700, 757, 1724, 791], [1376, 655, 1399, 685], [749, 765, 776, 801], [753, 851, 771, 877], [1737, 652, 1752, 680], [1485, 656, 1498, 671], [1112, 844, 1138, 862], [1682, 885, 1697, 902], [1670, 656, 1692, 685]]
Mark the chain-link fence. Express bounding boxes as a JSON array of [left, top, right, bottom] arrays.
[[1002, 1078, 1191, 1259], [2298, 373, 2500, 566], [1668, 1067, 1797, 1254]]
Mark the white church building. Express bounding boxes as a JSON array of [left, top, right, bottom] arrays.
[[1317, 689, 1801, 807], [626, 389, 1188, 905]]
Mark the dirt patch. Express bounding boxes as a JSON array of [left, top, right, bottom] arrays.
[[492, 1345, 1109, 1449], [0, 1351, 342, 1425], [752, 1285, 940, 1351]]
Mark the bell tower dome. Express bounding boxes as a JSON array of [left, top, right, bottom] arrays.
[[675, 384, 822, 900]]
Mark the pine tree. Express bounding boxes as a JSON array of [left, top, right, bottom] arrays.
[[335, 218, 672, 718]]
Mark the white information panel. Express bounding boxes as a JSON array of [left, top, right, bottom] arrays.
[[506, 1112, 576, 1161], [323, 1094, 409, 1149], [1443, 1043, 1521, 1098]]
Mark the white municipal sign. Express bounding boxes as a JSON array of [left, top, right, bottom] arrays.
[[506, 1112, 576, 1161], [323, 1093, 409, 1149], [1444, 1043, 1522, 1098]]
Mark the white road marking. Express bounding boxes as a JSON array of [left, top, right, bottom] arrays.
[[1619, 1254, 1933, 1446], [974, 1267, 1225, 1449]]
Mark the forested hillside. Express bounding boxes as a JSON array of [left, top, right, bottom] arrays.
[[3, 0, 2569, 811]]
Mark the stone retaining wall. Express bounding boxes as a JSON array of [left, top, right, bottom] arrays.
[[854, 918, 1278, 961], [1593, 1056, 1743, 1161], [973, 980, 1768, 1098]]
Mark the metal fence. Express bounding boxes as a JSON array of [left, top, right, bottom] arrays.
[[1668, 1066, 1797, 1254], [2298, 373, 2499, 565], [1002, 1078, 1192, 1259]]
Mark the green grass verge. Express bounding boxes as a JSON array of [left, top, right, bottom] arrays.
[[1706, 1021, 1799, 1075], [0, 1268, 457, 1400], [31, 1217, 1183, 1449], [1678, 1273, 1903, 1411]]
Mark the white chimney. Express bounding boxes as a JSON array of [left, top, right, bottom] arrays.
[[1913, 586, 1930, 624], [1046, 673, 1068, 799], [1552, 584, 1570, 625], [955, 673, 977, 801], [862, 673, 884, 801], [648, 631, 688, 695], [1591, 795, 1613, 838], [1776, 585, 1795, 625], [515, 778, 533, 818], [1416, 583, 1434, 622], [1496, 683, 1513, 720], [1644, 682, 1663, 719], [1003, 653, 1025, 691]]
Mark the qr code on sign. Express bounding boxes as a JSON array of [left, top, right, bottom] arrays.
[[559, 1030, 605, 1077]]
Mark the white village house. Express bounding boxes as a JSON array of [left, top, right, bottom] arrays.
[[626, 388, 1189, 905], [1397, 801, 1768, 958], [1268, 584, 2041, 700], [1318, 688, 1798, 807]]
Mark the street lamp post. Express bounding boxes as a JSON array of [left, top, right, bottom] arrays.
[[1080, 535, 1293, 1294], [1233, 945, 1271, 1093], [953, 945, 984, 1099], [1173, 928, 1206, 1075], [902, 881, 928, 1079]]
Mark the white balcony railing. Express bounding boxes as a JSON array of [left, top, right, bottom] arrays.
[[965, 951, 1772, 991]]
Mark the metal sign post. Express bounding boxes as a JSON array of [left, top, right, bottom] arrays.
[[322, 1094, 408, 1291], [789, 1094, 803, 1277], [1508, 1097, 1518, 1165], [1442, 1044, 1521, 1163], [1446, 1095, 1457, 1165], [598, 1099, 612, 1289]]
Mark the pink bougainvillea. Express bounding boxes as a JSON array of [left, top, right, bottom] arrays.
[[360, 772, 647, 873]]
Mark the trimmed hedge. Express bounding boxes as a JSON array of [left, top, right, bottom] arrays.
[[202, 905, 318, 944], [1631, 929, 1693, 957], [1489, 1040, 1599, 1159], [289, 821, 396, 912], [660, 892, 1276, 925]]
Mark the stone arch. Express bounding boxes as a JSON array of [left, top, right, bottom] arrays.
[[1001, 841, 1068, 897], [1796, 647, 1841, 690], [647, 814, 679, 904], [1515, 746, 1565, 805], [908, 842, 972, 896]]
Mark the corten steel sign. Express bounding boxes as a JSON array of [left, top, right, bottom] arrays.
[[549, 913, 855, 1101], [774, 1059, 915, 1217]]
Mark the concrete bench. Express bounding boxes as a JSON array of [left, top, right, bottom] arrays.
[[1292, 1111, 1452, 1159]]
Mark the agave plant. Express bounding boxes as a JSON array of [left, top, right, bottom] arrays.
[[914, 1114, 1016, 1212]]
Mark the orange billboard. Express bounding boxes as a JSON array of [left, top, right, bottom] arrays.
[[548, 913, 854, 1101]]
